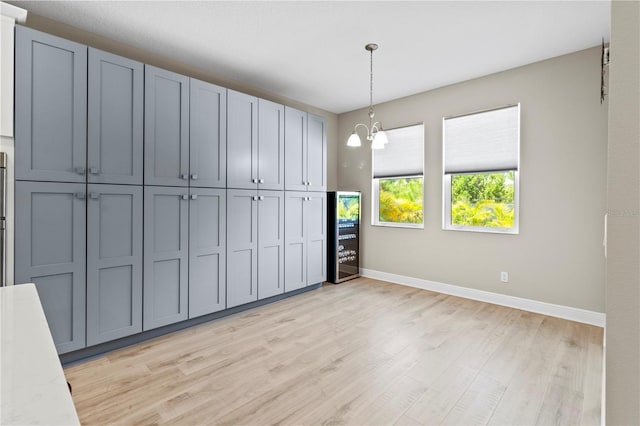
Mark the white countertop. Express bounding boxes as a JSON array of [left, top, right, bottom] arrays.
[[0, 284, 80, 425]]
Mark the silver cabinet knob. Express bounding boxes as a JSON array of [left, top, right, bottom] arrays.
[[75, 192, 85, 200], [191, 173, 198, 180], [259, 196, 265, 201], [181, 174, 189, 180], [252, 196, 258, 201], [89, 167, 99, 175], [75, 166, 86, 175], [182, 194, 189, 200], [89, 192, 100, 200], [252, 178, 258, 184], [190, 194, 198, 200], [258, 178, 265, 184], [307, 181, 311, 186]]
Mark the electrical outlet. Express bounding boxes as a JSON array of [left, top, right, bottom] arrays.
[[500, 271, 509, 283]]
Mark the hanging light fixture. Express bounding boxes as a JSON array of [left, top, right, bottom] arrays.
[[347, 43, 388, 149]]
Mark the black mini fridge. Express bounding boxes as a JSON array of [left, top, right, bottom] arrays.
[[327, 191, 360, 283]]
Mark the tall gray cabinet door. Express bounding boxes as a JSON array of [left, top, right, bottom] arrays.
[[307, 113, 327, 192], [14, 26, 87, 183], [306, 192, 327, 285], [227, 90, 258, 189], [144, 186, 189, 330], [190, 79, 227, 188], [88, 48, 143, 185], [284, 192, 307, 292], [257, 190, 284, 299], [86, 185, 143, 346], [15, 181, 86, 354], [144, 66, 190, 187], [226, 189, 258, 308], [189, 188, 226, 318], [257, 99, 284, 191], [284, 107, 307, 191]]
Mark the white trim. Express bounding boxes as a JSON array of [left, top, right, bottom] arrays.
[[0, 2, 27, 22], [360, 268, 606, 327]]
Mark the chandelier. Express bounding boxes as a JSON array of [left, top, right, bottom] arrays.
[[347, 43, 388, 149]]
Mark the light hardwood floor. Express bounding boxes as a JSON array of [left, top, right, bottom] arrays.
[[64, 278, 603, 425]]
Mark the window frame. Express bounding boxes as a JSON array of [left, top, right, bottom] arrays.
[[442, 104, 520, 234], [371, 123, 425, 229]]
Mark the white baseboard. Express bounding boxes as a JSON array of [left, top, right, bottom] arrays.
[[360, 268, 606, 327]]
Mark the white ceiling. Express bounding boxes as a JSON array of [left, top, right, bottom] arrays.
[[9, 1, 611, 114]]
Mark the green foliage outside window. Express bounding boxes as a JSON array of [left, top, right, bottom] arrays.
[[451, 171, 515, 228], [379, 177, 423, 224]]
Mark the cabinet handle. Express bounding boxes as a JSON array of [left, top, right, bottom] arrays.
[[258, 178, 265, 184], [89, 167, 99, 175], [89, 193, 100, 200], [259, 196, 264, 201], [302, 180, 306, 185], [75, 166, 85, 175], [75, 192, 85, 200], [307, 181, 311, 186], [182, 194, 189, 200], [191, 173, 198, 180], [252, 196, 258, 201], [252, 178, 258, 184], [191, 194, 198, 200], [181, 174, 189, 180]]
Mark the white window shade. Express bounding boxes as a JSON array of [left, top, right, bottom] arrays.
[[373, 124, 424, 178], [444, 105, 519, 174]]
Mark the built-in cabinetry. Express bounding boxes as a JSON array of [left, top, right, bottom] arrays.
[[227, 189, 284, 308], [13, 25, 326, 356], [284, 192, 327, 292]]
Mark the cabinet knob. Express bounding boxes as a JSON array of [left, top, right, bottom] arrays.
[[89, 167, 99, 175], [191, 173, 198, 180], [89, 193, 100, 200], [307, 181, 311, 186], [190, 194, 198, 200], [75, 192, 85, 200], [252, 178, 258, 184], [75, 166, 86, 175], [258, 178, 265, 184], [259, 196, 265, 201], [181, 174, 189, 180], [252, 196, 258, 201], [182, 194, 189, 200]]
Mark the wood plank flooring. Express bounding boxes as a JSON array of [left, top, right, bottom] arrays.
[[64, 278, 603, 425]]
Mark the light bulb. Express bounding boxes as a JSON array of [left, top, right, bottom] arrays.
[[347, 132, 362, 147], [371, 133, 385, 149], [376, 129, 389, 145]]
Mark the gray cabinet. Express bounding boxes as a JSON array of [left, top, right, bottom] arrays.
[[15, 181, 87, 354], [284, 191, 326, 292], [227, 91, 284, 190], [284, 108, 327, 192], [190, 79, 227, 188], [88, 48, 143, 185], [14, 26, 87, 183], [227, 189, 284, 307], [143, 186, 189, 330], [86, 184, 143, 346], [189, 188, 226, 318], [144, 66, 190, 187]]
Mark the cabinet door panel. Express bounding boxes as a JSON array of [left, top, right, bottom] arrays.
[[258, 191, 284, 299], [227, 90, 258, 189], [307, 113, 327, 192], [189, 188, 226, 318], [258, 99, 284, 190], [284, 107, 307, 191], [227, 189, 258, 307], [88, 49, 143, 185], [144, 66, 189, 186], [190, 79, 227, 188], [15, 26, 87, 183], [307, 193, 327, 285], [284, 192, 307, 292], [15, 181, 86, 354], [144, 186, 189, 330], [86, 184, 142, 345]]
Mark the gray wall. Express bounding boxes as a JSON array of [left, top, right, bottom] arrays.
[[338, 46, 607, 313], [22, 13, 339, 192], [606, 0, 640, 423]]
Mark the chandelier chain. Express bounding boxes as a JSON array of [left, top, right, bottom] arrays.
[[369, 47, 374, 116]]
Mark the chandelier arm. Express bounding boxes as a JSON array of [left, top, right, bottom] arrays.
[[353, 122, 370, 134]]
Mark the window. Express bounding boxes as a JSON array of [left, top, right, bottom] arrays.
[[443, 104, 520, 233], [372, 124, 424, 228]]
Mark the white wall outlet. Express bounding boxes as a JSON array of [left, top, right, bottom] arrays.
[[500, 271, 509, 283]]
